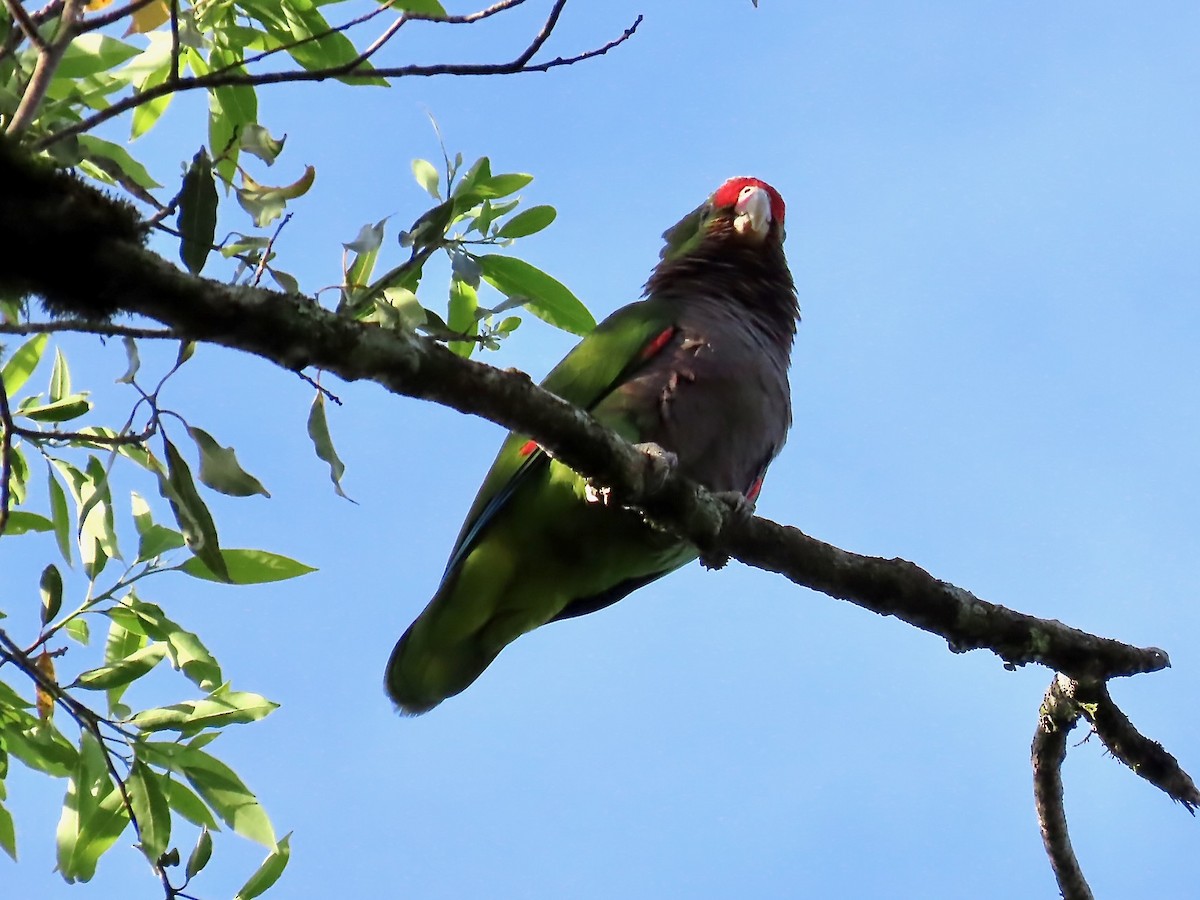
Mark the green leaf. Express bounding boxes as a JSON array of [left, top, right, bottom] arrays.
[[131, 690, 278, 735], [6, 444, 26, 505], [55, 34, 140, 79], [207, 46, 258, 182], [64, 784, 131, 882], [306, 393, 350, 500], [235, 832, 291, 900], [47, 465, 72, 563], [0, 800, 15, 861], [1, 333, 48, 394], [116, 337, 141, 384], [107, 596, 222, 691], [377, 287, 426, 331], [132, 491, 186, 561], [77, 456, 120, 578], [163, 779, 218, 830], [126, 760, 171, 863], [479, 254, 595, 335], [496, 204, 557, 238], [49, 347, 70, 402], [159, 436, 229, 581], [1, 511, 53, 535], [187, 426, 270, 498], [0, 716, 78, 777], [39, 564, 63, 625], [101, 612, 146, 709], [130, 63, 173, 140], [178, 748, 275, 847], [180, 548, 316, 584], [244, 0, 387, 86], [65, 618, 90, 645], [178, 150, 218, 274], [447, 278, 478, 358], [74, 643, 168, 691], [186, 827, 213, 880], [240, 123, 285, 165], [17, 395, 92, 423], [342, 219, 388, 308], [412, 158, 441, 199], [476, 172, 534, 199], [57, 733, 130, 882], [78, 136, 163, 192]]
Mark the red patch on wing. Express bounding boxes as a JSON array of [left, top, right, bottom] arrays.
[[745, 476, 764, 503], [641, 326, 676, 361], [711, 177, 786, 225], [517, 439, 539, 457]]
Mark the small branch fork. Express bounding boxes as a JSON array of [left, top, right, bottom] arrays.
[[1033, 674, 1199, 898]]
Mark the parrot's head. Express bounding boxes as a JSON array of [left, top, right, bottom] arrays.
[[659, 176, 786, 262]]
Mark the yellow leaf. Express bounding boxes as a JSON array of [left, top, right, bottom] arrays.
[[125, 0, 170, 35], [86, 0, 115, 9], [35, 652, 56, 720]]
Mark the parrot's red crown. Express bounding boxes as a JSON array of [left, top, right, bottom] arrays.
[[712, 177, 785, 225]]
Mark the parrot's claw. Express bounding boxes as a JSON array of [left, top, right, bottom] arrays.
[[698, 491, 756, 570], [584, 483, 612, 505]]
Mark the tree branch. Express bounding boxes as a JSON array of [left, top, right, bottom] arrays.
[[0, 152, 1173, 684], [1033, 675, 1094, 900]]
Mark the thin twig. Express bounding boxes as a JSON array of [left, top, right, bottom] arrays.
[[2, 0, 49, 51], [251, 213, 292, 287], [5, 0, 82, 136], [75, 0, 156, 32], [0, 320, 177, 339], [13, 422, 156, 446], [36, 9, 643, 148], [298, 371, 342, 405]]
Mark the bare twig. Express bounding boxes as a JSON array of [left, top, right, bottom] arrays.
[[35, 7, 643, 148], [0, 320, 177, 340], [251, 213, 293, 288], [1033, 675, 1094, 900], [14, 422, 156, 446], [298, 371, 342, 405]]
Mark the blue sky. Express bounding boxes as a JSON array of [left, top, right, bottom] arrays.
[[5, 1, 1200, 897]]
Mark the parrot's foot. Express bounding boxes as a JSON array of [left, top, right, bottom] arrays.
[[633, 442, 678, 494], [586, 442, 678, 506], [698, 490, 756, 570]]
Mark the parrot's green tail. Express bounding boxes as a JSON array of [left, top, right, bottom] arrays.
[[385, 554, 529, 714], [385, 624, 495, 715]]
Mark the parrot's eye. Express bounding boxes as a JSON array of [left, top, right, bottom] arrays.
[[739, 186, 755, 201]]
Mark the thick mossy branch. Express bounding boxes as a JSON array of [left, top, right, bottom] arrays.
[[0, 140, 1171, 682]]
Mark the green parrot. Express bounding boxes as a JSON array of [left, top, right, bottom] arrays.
[[387, 176, 798, 713]]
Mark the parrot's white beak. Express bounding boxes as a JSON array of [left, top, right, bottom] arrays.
[[733, 185, 772, 239]]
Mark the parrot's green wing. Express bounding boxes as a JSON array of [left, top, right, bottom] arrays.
[[444, 299, 677, 575]]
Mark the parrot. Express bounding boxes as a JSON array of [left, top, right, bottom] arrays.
[[386, 176, 798, 714]]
